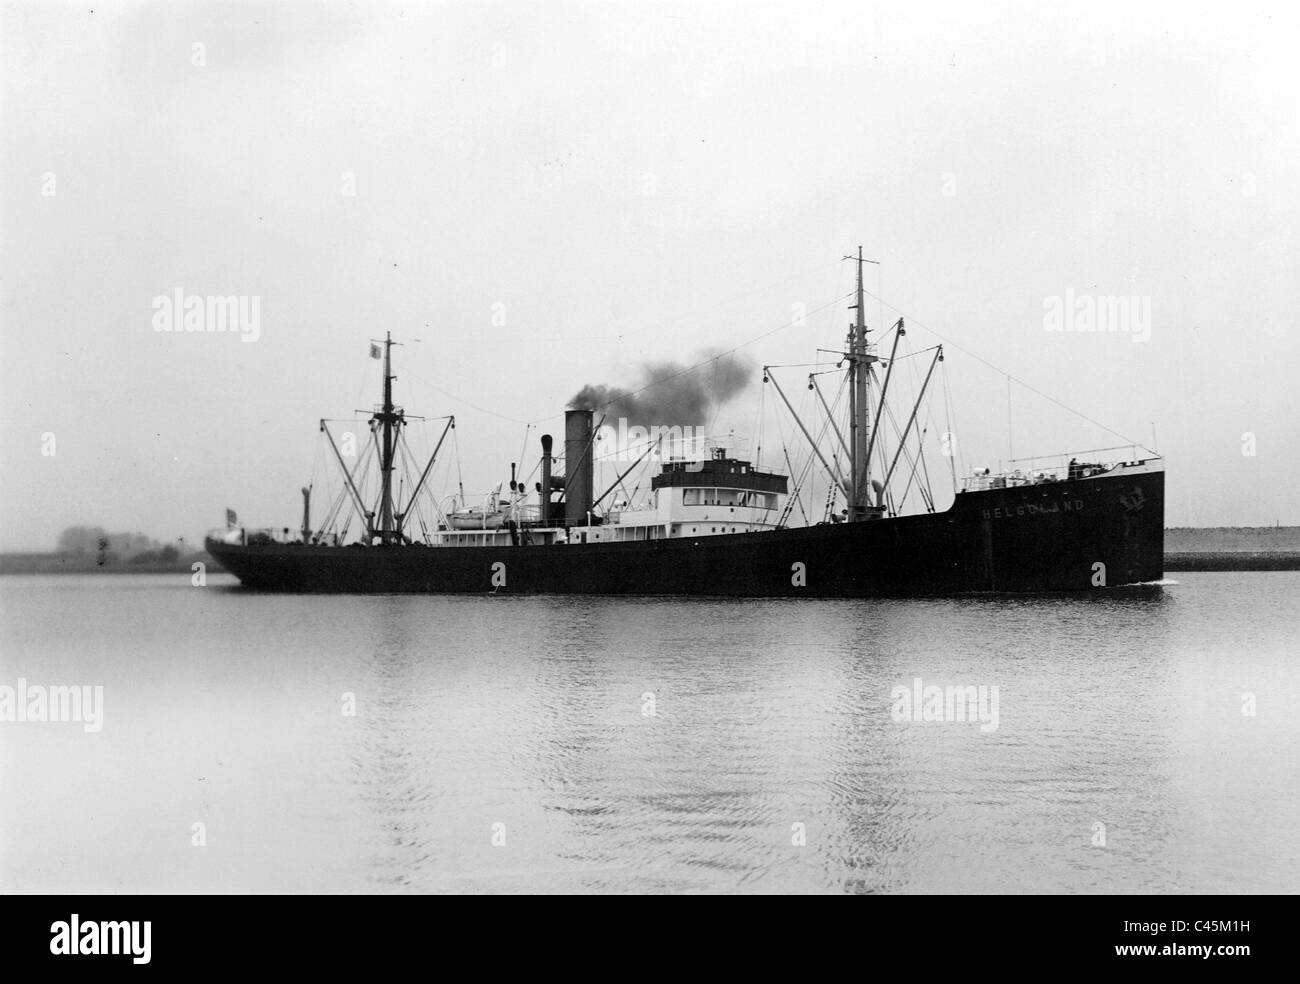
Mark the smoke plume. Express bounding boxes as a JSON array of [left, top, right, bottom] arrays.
[[568, 349, 756, 425]]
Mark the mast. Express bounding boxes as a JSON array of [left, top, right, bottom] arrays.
[[847, 247, 878, 519], [847, 324, 857, 516], [376, 331, 399, 541]]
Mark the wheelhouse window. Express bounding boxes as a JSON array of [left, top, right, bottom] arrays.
[[681, 487, 777, 508]]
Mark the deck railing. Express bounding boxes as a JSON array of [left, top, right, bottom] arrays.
[[959, 446, 1160, 492]]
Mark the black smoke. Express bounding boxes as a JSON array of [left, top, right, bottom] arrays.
[[568, 349, 756, 426]]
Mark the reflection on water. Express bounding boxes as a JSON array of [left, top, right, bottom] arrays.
[[1, 574, 1296, 893]]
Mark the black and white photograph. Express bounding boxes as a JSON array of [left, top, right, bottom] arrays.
[[0, 0, 1294, 943]]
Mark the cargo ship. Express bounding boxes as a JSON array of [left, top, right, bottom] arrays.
[[206, 251, 1164, 595]]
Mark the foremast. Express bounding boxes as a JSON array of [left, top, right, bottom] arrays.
[[764, 246, 937, 523], [846, 247, 879, 520], [374, 331, 401, 543]]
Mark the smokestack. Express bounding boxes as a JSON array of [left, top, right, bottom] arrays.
[[539, 434, 553, 523], [565, 409, 594, 528], [301, 486, 311, 543]]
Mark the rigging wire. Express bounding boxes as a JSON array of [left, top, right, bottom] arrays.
[[908, 357, 939, 511], [772, 367, 845, 525], [1007, 375, 1014, 464], [402, 364, 533, 425], [780, 446, 810, 526], [942, 360, 960, 496], [516, 424, 533, 480], [526, 290, 857, 427], [779, 438, 818, 529], [704, 351, 729, 455], [857, 285, 1150, 452], [452, 426, 465, 506], [751, 370, 767, 471], [774, 401, 807, 528], [890, 357, 933, 514]]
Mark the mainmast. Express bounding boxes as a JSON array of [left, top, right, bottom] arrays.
[[768, 247, 934, 526], [847, 247, 878, 520], [375, 331, 400, 542]]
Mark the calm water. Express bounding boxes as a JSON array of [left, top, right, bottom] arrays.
[[2, 572, 1297, 894]]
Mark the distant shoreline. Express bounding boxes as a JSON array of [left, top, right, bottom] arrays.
[[1163, 526, 1300, 570], [1164, 526, 1300, 551], [1163, 553, 1300, 571], [0, 552, 223, 575], [3, 528, 1298, 575]]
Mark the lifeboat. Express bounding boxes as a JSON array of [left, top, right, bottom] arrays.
[[446, 509, 508, 530]]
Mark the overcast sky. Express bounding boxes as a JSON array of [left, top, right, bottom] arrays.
[[2, 0, 1297, 550]]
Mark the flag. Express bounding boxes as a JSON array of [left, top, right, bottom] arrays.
[[369, 342, 382, 359], [226, 508, 238, 526]]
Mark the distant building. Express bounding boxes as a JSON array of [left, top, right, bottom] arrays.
[[57, 526, 160, 560]]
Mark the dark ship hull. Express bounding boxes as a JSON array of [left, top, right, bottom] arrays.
[[207, 468, 1163, 597]]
